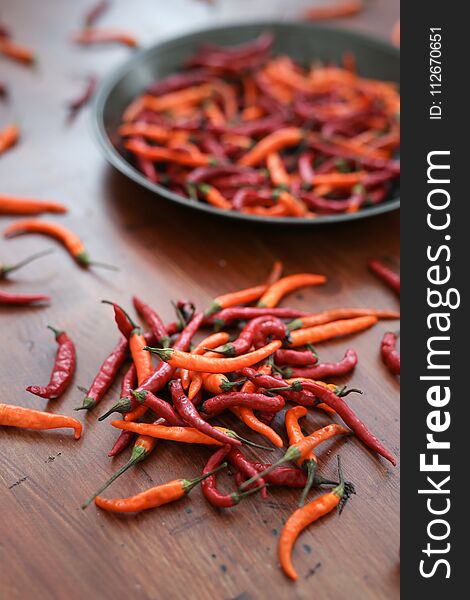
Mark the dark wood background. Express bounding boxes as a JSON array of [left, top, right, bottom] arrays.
[[0, 1, 399, 598]]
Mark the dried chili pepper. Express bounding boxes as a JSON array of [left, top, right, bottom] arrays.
[[75, 336, 127, 411], [0, 249, 53, 278], [133, 295, 170, 347], [368, 258, 400, 296], [94, 463, 227, 513], [289, 315, 378, 347], [0, 194, 67, 214], [26, 326, 76, 400], [0, 403, 82, 439], [381, 332, 400, 375], [73, 28, 138, 48], [110, 420, 225, 445], [146, 340, 281, 373], [209, 306, 308, 328], [4, 220, 116, 269], [279, 457, 355, 581], [0, 289, 50, 306], [287, 307, 399, 331], [205, 284, 267, 317], [234, 464, 308, 488], [0, 39, 35, 64], [84, 0, 110, 27]]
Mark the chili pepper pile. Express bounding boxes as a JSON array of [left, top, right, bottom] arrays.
[[120, 32, 400, 218]]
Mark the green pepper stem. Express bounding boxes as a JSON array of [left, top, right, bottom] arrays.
[[228, 431, 274, 452], [143, 346, 174, 362], [81, 445, 147, 509], [98, 397, 132, 421], [299, 460, 317, 507], [47, 325, 63, 338], [101, 300, 138, 330], [239, 446, 301, 490], [182, 462, 228, 494], [204, 300, 222, 318], [1, 248, 54, 276]]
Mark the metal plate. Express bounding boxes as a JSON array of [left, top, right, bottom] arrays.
[[93, 21, 400, 226]]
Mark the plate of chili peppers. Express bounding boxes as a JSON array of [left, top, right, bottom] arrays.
[[93, 21, 400, 225]]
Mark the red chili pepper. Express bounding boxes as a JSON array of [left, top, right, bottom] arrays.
[[26, 326, 76, 400], [226, 447, 268, 498], [67, 75, 97, 123], [274, 348, 318, 367], [238, 368, 318, 407], [201, 392, 284, 417], [0, 289, 50, 306], [75, 336, 128, 411], [84, 0, 110, 27], [201, 445, 264, 508], [207, 306, 308, 328], [308, 138, 400, 174], [381, 332, 400, 375], [170, 380, 241, 446], [133, 295, 170, 346], [211, 316, 288, 357], [131, 390, 184, 425], [282, 349, 358, 379], [234, 465, 308, 489], [368, 258, 400, 296], [108, 430, 135, 458]]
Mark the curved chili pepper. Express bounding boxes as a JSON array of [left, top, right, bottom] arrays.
[[108, 430, 135, 458], [252, 318, 291, 349], [0, 289, 50, 305], [234, 464, 308, 488], [257, 273, 327, 308], [289, 315, 378, 347], [133, 295, 170, 347], [182, 331, 230, 390], [274, 348, 318, 367], [226, 447, 269, 499], [279, 457, 355, 581], [201, 446, 264, 508], [381, 332, 400, 375], [204, 284, 267, 317], [368, 258, 400, 296], [67, 75, 97, 123], [94, 464, 227, 513], [76, 336, 128, 411], [283, 349, 358, 380], [170, 380, 241, 446], [111, 420, 225, 445], [0, 124, 19, 155], [0, 249, 53, 279], [73, 28, 138, 48], [201, 392, 284, 418], [4, 219, 116, 270], [238, 367, 319, 407], [26, 326, 76, 400], [0, 403, 82, 438], [0, 40, 34, 65]]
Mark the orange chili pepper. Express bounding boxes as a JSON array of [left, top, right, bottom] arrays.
[[239, 128, 303, 167], [279, 457, 355, 581], [304, 1, 363, 21], [289, 315, 378, 347], [204, 101, 226, 126], [4, 219, 116, 269], [221, 133, 253, 149], [0, 39, 35, 64], [241, 105, 264, 121], [198, 184, 231, 210], [278, 191, 308, 218], [0, 195, 67, 215], [242, 76, 258, 107], [140, 84, 213, 113], [118, 123, 172, 143], [0, 124, 19, 155], [0, 403, 82, 439], [193, 371, 247, 401], [111, 420, 224, 445], [145, 340, 282, 373], [125, 139, 213, 167], [258, 273, 327, 308], [181, 332, 230, 390], [73, 28, 138, 48], [311, 171, 367, 188], [242, 204, 290, 217], [94, 463, 226, 513], [232, 366, 284, 448], [266, 152, 290, 187], [124, 330, 154, 422], [212, 80, 238, 120], [205, 284, 267, 317], [287, 308, 400, 331]]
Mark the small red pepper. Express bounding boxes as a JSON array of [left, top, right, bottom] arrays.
[[26, 326, 76, 400], [381, 332, 400, 375], [201, 392, 284, 418], [368, 258, 400, 296], [0, 289, 50, 306], [282, 349, 358, 379]]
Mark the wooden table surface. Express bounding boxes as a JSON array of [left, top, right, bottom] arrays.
[[0, 2, 400, 599]]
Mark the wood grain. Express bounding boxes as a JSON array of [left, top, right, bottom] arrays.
[[0, 1, 400, 599]]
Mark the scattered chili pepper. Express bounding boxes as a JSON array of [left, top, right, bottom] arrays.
[[133, 295, 170, 347], [111, 420, 225, 445], [84, 0, 110, 27], [212, 316, 287, 357], [73, 28, 138, 48], [0, 289, 50, 306], [94, 463, 227, 513], [368, 258, 400, 296], [181, 331, 230, 391], [0, 403, 82, 439], [279, 456, 355, 581], [0, 38, 35, 64], [287, 307, 400, 331], [0, 124, 19, 155], [67, 75, 97, 123], [26, 326, 76, 400], [274, 348, 318, 367], [234, 464, 308, 489], [257, 273, 326, 308], [0, 194, 67, 214], [0, 249, 53, 278], [381, 332, 400, 375], [201, 391, 285, 418], [4, 219, 117, 269], [205, 283, 267, 317], [209, 306, 308, 328]]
